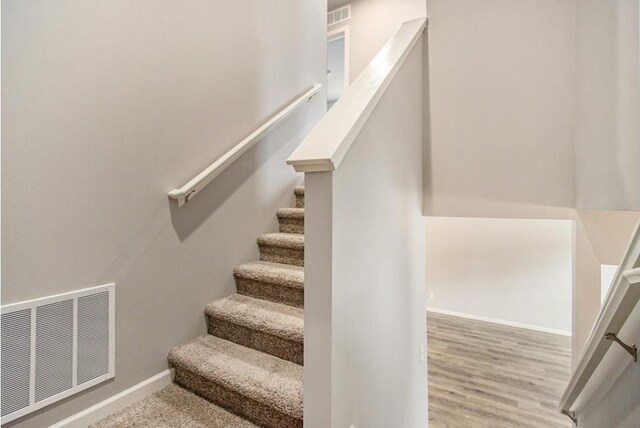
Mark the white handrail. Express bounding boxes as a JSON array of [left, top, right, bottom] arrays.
[[558, 220, 640, 420], [286, 18, 427, 173], [168, 84, 322, 207]]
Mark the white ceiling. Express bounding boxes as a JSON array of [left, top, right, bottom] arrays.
[[328, 0, 351, 11]]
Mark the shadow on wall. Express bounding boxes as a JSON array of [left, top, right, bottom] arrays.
[[169, 106, 308, 242], [168, 142, 265, 242]]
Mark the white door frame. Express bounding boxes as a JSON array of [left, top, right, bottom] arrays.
[[327, 26, 350, 88]]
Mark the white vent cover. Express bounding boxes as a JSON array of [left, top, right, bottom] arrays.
[[1, 284, 115, 424], [328, 4, 351, 26]]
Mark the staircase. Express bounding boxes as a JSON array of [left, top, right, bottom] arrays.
[[93, 186, 306, 428]]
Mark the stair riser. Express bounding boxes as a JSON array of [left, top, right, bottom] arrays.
[[207, 317, 304, 365], [259, 245, 304, 267], [278, 217, 304, 234], [235, 277, 304, 308], [174, 368, 302, 428], [295, 195, 304, 208]]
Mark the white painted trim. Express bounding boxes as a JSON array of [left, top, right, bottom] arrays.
[[592, 221, 640, 334], [1, 284, 114, 313], [328, 26, 350, 89], [49, 369, 174, 428], [559, 220, 640, 416], [426, 307, 572, 336], [287, 18, 427, 173]]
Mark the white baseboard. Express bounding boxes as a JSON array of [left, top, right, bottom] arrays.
[[49, 369, 174, 428], [426, 307, 572, 337]]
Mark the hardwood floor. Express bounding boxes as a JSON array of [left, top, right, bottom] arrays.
[[427, 311, 572, 428]]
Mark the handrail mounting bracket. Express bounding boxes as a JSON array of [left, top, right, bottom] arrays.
[[605, 332, 638, 362], [185, 189, 197, 204], [561, 410, 578, 426]]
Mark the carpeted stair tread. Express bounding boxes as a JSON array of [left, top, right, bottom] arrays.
[[257, 233, 304, 266], [234, 261, 304, 308], [96, 184, 307, 427], [205, 294, 303, 344], [294, 186, 304, 208], [276, 208, 304, 219], [276, 208, 304, 234], [90, 384, 257, 428], [234, 261, 304, 290], [168, 335, 303, 420], [257, 233, 304, 249]]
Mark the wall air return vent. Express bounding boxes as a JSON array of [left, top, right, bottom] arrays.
[[328, 4, 351, 26], [1, 284, 115, 424]]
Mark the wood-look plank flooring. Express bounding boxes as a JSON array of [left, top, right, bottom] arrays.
[[427, 311, 572, 428]]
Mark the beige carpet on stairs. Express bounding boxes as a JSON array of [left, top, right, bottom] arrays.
[[92, 186, 305, 428], [90, 384, 257, 428]]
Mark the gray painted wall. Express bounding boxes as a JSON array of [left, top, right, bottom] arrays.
[[575, 0, 640, 211], [328, 0, 426, 83], [304, 39, 427, 428], [426, 0, 640, 215], [425, 0, 640, 373], [1, 1, 326, 426], [425, 0, 577, 217], [332, 42, 426, 427], [426, 217, 574, 333]]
